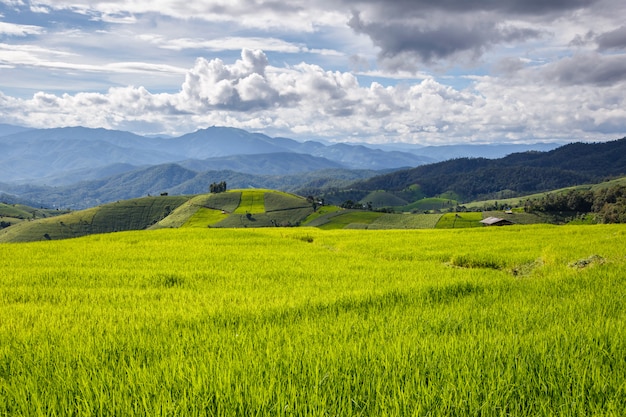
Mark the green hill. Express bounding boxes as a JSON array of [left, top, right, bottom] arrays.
[[464, 176, 626, 210], [177, 190, 315, 229], [0, 196, 189, 243], [3, 177, 625, 243], [0, 202, 70, 230], [347, 137, 626, 202], [0, 190, 318, 243], [358, 190, 408, 209]]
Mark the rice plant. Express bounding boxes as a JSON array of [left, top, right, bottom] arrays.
[[1, 225, 625, 416]]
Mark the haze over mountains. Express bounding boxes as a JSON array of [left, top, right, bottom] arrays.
[[0, 123, 594, 209], [1, 125, 425, 184], [1, 124, 560, 183]]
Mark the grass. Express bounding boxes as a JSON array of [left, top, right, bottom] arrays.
[[401, 197, 458, 212], [1, 225, 625, 415], [301, 205, 341, 226], [481, 210, 551, 225], [0, 196, 189, 242], [234, 190, 267, 214], [263, 191, 311, 212], [201, 191, 242, 213], [316, 210, 385, 230], [182, 207, 228, 228], [0, 203, 68, 220], [358, 190, 408, 208], [368, 213, 443, 229], [0, 191, 318, 241], [435, 212, 484, 228]]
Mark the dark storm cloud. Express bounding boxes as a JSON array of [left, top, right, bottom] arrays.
[[339, 0, 599, 17], [541, 53, 626, 86], [348, 11, 543, 69], [596, 26, 626, 51], [343, 0, 600, 69]]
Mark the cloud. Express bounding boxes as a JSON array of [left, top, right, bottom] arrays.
[[339, 0, 599, 19], [0, 42, 75, 69], [179, 49, 287, 111], [539, 53, 626, 86], [2, 0, 626, 146], [3, 49, 624, 144], [349, 11, 544, 70], [153, 36, 302, 54], [145, 35, 344, 57], [0, 42, 186, 75], [596, 26, 626, 51], [341, 0, 620, 71], [0, 21, 44, 36], [14, 0, 346, 31]]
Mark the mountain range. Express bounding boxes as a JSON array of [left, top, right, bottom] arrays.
[[1, 125, 560, 184], [348, 137, 626, 203], [1, 123, 594, 209], [0, 126, 433, 185]]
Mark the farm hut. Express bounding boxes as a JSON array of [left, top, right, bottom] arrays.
[[480, 216, 514, 226]]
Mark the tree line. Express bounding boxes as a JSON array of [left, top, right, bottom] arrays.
[[209, 181, 227, 193], [524, 185, 626, 223]]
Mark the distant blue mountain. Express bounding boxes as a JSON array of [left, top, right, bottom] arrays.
[[4, 124, 620, 210], [0, 126, 433, 184], [1, 124, 572, 197], [0, 123, 32, 137]]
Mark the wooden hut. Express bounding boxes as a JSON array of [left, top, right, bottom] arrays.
[[480, 216, 514, 226]]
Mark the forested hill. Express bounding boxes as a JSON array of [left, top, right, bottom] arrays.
[[349, 137, 626, 201]]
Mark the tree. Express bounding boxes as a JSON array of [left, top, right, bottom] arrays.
[[210, 181, 227, 194]]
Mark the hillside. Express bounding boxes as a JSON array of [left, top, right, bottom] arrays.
[[0, 190, 316, 242], [464, 176, 626, 210], [0, 165, 383, 210], [0, 202, 69, 230], [345, 137, 626, 203], [0, 196, 190, 243]]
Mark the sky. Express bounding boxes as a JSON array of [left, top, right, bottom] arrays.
[[1, 0, 626, 145]]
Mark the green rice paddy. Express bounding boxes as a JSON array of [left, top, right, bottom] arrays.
[[1, 224, 625, 415]]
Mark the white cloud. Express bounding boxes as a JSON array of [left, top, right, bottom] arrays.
[[146, 35, 345, 57], [0, 21, 44, 36], [0, 42, 186, 75], [29, 4, 49, 13], [21, 0, 347, 31], [2, 0, 626, 145], [3, 49, 624, 144], [156, 36, 303, 54]]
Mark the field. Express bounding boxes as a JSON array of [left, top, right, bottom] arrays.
[[0, 203, 68, 220], [368, 213, 443, 229], [182, 207, 227, 227], [0, 196, 189, 242], [300, 205, 342, 226], [316, 211, 385, 229], [435, 212, 483, 228], [1, 225, 626, 415], [401, 197, 457, 212], [0, 190, 316, 242], [234, 189, 267, 214]]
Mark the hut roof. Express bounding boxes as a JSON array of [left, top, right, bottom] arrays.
[[480, 216, 514, 226]]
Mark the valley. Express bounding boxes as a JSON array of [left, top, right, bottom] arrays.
[[1, 124, 626, 416]]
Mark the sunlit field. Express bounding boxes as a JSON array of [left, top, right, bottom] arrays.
[[1, 225, 625, 416], [435, 212, 483, 228]]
